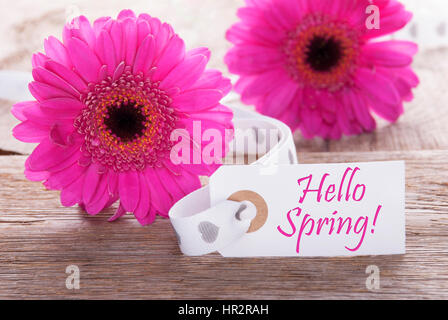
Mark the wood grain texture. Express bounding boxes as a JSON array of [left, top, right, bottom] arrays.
[[0, 0, 447, 300], [0, 151, 447, 300]]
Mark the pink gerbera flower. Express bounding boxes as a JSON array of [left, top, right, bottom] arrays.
[[225, 0, 419, 139], [12, 9, 233, 225]]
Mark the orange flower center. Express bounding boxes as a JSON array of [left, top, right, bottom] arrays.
[[284, 15, 360, 91], [74, 66, 178, 172]]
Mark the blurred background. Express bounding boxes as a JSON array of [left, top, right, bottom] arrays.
[[0, 0, 447, 155]]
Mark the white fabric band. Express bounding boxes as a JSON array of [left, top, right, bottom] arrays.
[[169, 106, 297, 256]]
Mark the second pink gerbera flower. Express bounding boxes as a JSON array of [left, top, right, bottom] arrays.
[[225, 0, 419, 139], [12, 9, 233, 225]]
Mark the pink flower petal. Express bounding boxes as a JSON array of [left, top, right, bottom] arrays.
[[154, 23, 173, 57], [236, 7, 266, 26], [44, 36, 72, 68], [147, 15, 161, 34], [93, 16, 111, 36], [337, 104, 354, 135], [118, 171, 140, 212], [172, 89, 223, 112], [113, 61, 125, 81], [40, 98, 82, 119], [96, 30, 117, 76], [60, 174, 84, 207], [108, 202, 126, 222], [369, 99, 404, 123], [13, 121, 50, 143], [136, 19, 151, 46], [226, 22, 283, 46], [258, 79, 297, 119], [152, 35, 185, 81], [110, 21, 124, 63], [66, 37, 102, 83], [82, 164, 102, 204], [51, 125, 73, 149], [134, 174, 155, 225], [265, 0, 299, 31], [24, 168, 48, 182], [362, 41, 417, 67], [22, 105, 68, 126], [165, 166, 201, 197], [117, 9, 136, 21], [76, 16, 96, 49], [29, 81, 74, 101], [85, 181, 111, 215], [32, 67, 80, 98], [186, 47, 210, 61], [356, 68, 401, 107], [40, 97, 83, 115], [45, 162, 85, 190], [122, 18, 138, 66], [189, 70, 232, 95], [107, 171, 119, 197], [45, 139, 82, 173], [132, 34, 155, 74], [155, 169, 186, 207], [144, 168, 173, 215], [225, 45, 283, 74], [344, 90, 376, 132], [240, 69, 286, 103], [11, 101, 38, 121], [28, 139, 80, 172], [160, 54, 207, 91], [44, 60, 87, 93], [32, 53, 50, 68], [363, 3, 412, 39]]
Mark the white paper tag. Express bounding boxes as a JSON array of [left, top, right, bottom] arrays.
[[210, 161, 405, 257]]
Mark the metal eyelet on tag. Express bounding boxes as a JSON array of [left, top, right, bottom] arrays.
[[227, 190, 268, 233]]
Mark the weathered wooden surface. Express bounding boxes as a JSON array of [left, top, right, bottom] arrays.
[[0, 0, 447, 300], [0, 151, 447, 299]]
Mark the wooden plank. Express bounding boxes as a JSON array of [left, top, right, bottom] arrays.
[[0, 151, 447, 299]]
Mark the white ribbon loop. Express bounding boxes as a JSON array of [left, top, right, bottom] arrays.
[[170, 186, 254, 256], [169, 106, 298, 256]]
